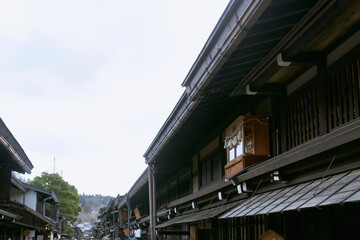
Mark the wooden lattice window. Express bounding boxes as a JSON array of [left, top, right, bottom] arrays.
[[327, 57, 360, 130], [287, 85, 320, 149]]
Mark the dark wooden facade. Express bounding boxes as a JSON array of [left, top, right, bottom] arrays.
[[95, 170, 150, 240], [143, 0, 360, 239], [0, 118, 62, 240]]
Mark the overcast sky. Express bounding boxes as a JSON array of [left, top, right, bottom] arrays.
[[0, 0, 230, 196]]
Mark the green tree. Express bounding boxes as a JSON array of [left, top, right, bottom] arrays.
[[29, 172, 81, 236]]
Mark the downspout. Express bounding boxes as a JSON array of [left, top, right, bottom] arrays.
[[43, 196, 53, 216], [126, 194, 130, 236], [55, 203, 60, 223], [152, 166, 156, 239], [147, 161, 156, 240]]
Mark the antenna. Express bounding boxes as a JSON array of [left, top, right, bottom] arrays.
[[53, 157, 56, 174]]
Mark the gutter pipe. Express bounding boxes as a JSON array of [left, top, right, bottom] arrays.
[[144, 93, 198, 164], [147, 163, 156, 240], [183, 0, 271, 101], [0, 134, 31, 174], [43, 196, 53, 216]]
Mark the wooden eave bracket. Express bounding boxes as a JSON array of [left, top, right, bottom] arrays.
[[230, 83, 284, 96], [231, 51, 321, 96], [277, 52, 322, 67]]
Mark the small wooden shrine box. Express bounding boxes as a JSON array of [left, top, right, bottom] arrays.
[[224, 116, 270, 179], [258, 230, 285, 240]]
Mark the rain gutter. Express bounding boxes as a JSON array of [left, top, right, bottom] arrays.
[[0, 134, 32, 174], [182, 0, 271, 101], [117, 194, 127, 209], [0, 118, 33, 174], [143, 92, 198, 164], [144, 0, 271, 164], [128, 168, 148, 198]]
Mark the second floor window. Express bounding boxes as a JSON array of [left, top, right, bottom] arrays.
[[200, 151, 221, 187], [228, 130, 243, 161]]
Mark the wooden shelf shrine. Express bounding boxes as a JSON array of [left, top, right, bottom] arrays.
[[224, 116, 270, 179]]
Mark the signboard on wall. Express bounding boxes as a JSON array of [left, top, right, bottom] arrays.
[[134, 208, 141, 220]]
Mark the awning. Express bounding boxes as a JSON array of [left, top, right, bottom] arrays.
[[156, 200, 243, 228], [220, 169, 360, 219]]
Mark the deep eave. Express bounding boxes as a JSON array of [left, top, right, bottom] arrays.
[[0, 118, 33, 174], [143, 0, 360, 171], [143, 0, 272, 164], [182, 0, 271, 100], [128, 168, 148, 198]]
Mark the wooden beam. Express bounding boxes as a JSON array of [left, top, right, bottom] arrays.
[[277, 52, 322, 66], [157, 230, 190, 236], [317, 59, 328, 135], [286, 0, 358, 56], [166, 180, 232, 208]]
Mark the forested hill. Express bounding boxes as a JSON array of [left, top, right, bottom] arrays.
[[79, 194, 114, 213]]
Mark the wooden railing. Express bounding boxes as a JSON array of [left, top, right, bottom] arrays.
[[286, 54, 360, 150], [327, 57, 360, 131], [287, 85, 320, 149]]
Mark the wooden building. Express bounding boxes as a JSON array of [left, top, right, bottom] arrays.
[[0, 118, 61, 240], [97, 199, 116, 238], [143, 0, 360, 239], [96, 169, 150, 240]]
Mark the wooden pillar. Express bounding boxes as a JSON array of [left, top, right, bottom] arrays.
[[119, 208, 123, 227], [318, 59, 328, 135], [0, 166, 11, 201], [190, 225, 198, 240], [279, 88, 288, 154]]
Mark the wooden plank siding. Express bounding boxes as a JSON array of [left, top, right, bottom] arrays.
[[215, 215, 267, 240]]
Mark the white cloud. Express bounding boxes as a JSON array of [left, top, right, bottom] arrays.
[[0, 0, 230, 196]]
